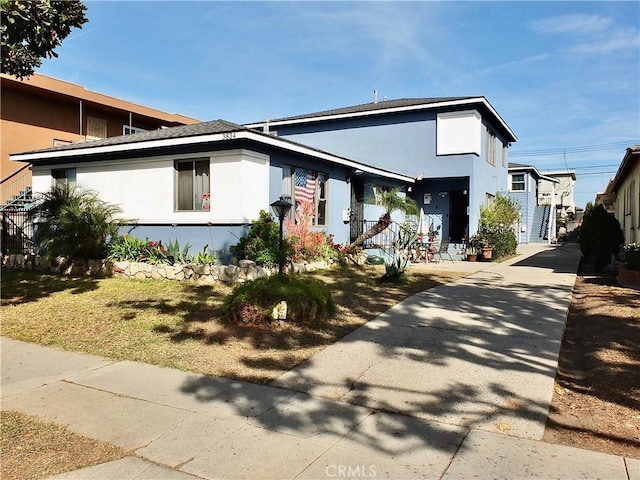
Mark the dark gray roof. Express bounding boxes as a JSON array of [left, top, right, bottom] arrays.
[[21, 119, 245, 155], [261, 97, 477, 123], [508, 162, 532, 169]]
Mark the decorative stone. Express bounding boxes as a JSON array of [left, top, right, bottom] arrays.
[[272, 301, 288, 320], [238, 259, 256, 269]]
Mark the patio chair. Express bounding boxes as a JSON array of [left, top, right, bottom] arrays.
[[434, 239, 454, 263]]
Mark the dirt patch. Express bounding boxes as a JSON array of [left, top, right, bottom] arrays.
[[543, 269, 640, 459]]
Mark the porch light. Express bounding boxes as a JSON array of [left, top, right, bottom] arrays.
[[270, 196, 292, 275]]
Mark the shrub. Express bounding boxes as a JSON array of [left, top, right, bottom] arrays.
[[166, 238, 192, 264], [224, 275, 335, 326], [285, 201, 326, 262], [108, 235, 146, 262], [231, 210, 292, 267], [579, 204, 624, 270], [620, 243, 640, 271], [476, 191, 520, 259], [107, 237, 167, 264], [479, 192, 520, 232], [28, 184, 125, 261]]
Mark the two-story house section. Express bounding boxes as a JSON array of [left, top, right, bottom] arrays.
[[246, 97, 517, 244], [508, 163, 559, 244], [538, 169, 577, 220]]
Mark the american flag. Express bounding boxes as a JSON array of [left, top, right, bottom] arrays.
[[294, 169, 316, 203]]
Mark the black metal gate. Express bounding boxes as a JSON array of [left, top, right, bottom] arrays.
[[1, 210, 34, 255], [350, 180, 364, 243]]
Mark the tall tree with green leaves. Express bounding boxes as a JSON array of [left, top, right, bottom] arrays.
[[28, 184, 125, 262], [1, 0, 88, 79], [349, 187, 419, 249]]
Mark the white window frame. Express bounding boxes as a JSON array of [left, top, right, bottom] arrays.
[[174, 158, 210, 212], [123, 125, 147, 135]]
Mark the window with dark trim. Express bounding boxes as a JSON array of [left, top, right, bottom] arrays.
[[485, 129, 496, 166], [286, 167, 328, 226], [175, 159, 210, 211], [511, 174, 525, 191], [52, 168, 76, 187]]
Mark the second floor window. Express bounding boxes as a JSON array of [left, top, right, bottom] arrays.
[[511, 174, 525, 191], [123, 125, 147, 135], [485, 130, 496, 166]]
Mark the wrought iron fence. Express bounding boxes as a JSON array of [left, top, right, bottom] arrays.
[[1, 210, 34, 255]]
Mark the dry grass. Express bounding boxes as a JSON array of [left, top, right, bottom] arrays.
[[544, 273, 640, 459], [1, 264, 463, 384], [0, 411, 127, 480]]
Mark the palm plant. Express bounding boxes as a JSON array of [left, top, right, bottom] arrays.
[[348, 186, 419, 249], [28, 184, 125, 262]]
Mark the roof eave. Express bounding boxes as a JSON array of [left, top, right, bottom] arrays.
[[11, 129, 414, 184], [247, 97, 518, 144]]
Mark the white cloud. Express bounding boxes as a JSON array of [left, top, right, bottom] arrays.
[[530, 14, 614, 36], [568, 27, 640, 55]]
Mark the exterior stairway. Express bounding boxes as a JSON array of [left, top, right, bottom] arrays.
[[530, 205, 551, 243]]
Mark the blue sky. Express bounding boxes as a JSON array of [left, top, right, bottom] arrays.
[[36, 1, 640, 208]]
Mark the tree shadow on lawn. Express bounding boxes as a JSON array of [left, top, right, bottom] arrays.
[[1, 268, 99, 306], [127, 266, 456, 354], [173, 246, 606, 461]]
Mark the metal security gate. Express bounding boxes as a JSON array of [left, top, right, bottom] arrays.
[[1, 210, 34, 255]]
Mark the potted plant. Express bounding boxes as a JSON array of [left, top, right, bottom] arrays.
[[466, 245, 478, 262]]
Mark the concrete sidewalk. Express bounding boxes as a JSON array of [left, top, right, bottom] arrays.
[[1, 243, 637, 479]]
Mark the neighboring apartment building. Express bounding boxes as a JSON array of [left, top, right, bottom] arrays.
[[610, 145, 640, 245], [1, 73, 200, 204], [538, 169, 576, 219]]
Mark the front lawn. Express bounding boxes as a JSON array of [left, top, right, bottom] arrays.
[[1, 265, 463, 383]]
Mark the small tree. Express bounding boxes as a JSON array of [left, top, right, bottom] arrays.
[[28, 184, 124, 262], [579, 203, 624, 270], [477, 192, 520, 258], [349, 186, 419, 249], [1, 0, 89, 79]]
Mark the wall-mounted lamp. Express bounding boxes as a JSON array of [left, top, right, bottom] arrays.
[[439, 191, 448, 198], [463, 189, 468, 195], [407, 186, 412, 192]]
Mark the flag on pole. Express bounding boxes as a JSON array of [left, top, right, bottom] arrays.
[[294, 169, 316, 203]]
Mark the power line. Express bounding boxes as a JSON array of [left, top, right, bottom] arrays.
[[576, 170, 618, 177], [510, 140, 636, 157]]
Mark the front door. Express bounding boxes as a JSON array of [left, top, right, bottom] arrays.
[[449, 190, 468, 243]]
